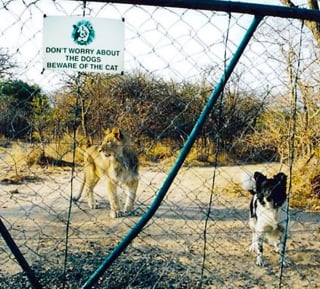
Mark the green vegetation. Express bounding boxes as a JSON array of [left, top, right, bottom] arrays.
[[1, 43, 320, 210], [0, 72, 265, 159]]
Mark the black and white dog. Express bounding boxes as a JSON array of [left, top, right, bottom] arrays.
[[242, 171, 290, 266]]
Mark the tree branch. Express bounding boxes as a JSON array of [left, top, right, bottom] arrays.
[[279, 0, 297, 7], [280, 0, 320, 48]]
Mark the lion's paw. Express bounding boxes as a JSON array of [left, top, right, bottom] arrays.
[[249, 243, 258, 253], [89, 200, 99, 209], [110, 210, 122, 218], [256, 256, 264, 267], [123, 209, 136, 216]]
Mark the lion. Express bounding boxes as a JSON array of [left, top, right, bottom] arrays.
[[73, 128, 139, 218]]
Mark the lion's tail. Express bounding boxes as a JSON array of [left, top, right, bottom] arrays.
[[241, 171, 256, 194]]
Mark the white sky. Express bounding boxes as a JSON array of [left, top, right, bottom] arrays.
[[0, 0, 312, 93]]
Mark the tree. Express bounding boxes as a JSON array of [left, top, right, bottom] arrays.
[[279, 0, 320, 159], [0, 80, 42, 138], [0, 49, 16, 79], [280, 1, 320, 47], [29, 94, 53, 142]]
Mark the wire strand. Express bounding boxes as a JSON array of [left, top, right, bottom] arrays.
[[278, 19, 304, 289], [199, 11, 232, 289]]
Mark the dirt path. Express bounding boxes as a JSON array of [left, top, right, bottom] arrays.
[[0, 163, 319, 288]]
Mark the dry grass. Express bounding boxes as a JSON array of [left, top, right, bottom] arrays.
[[290, 158, 320, 211], [222, 159, 320, 212], [1, 138, 320, 211], [147, 141, 174, 162], [0, 143, 44, 183], [0, 136, 85, 183]]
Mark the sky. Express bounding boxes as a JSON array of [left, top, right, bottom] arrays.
[[0, 0, 312, 93]]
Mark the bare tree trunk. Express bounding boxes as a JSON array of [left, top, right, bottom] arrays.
[[280, 0, 320, 47], [281, 0, 320, 158]]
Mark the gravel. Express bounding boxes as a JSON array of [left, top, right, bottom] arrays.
[[0, 247, 209, 289]]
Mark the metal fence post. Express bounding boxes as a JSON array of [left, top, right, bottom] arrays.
[[0, 218, 43, 289]]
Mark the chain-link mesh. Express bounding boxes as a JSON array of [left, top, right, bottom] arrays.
[[1, 1, 320, 289]]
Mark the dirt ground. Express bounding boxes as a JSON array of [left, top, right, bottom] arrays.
[[0, 162, 319, 289]]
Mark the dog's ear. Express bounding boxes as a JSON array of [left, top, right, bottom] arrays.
[[253, 172, 266, 192], [274, 172, 287, 186], [253, 172, 266, 182]]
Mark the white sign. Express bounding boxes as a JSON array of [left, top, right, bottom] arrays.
[[43, 16, 124, 74]]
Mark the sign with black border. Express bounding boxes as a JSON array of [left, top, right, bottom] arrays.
[[43, 16, 124, 74]]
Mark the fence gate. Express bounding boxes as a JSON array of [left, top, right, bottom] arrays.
[[1, 1, 320, 289]]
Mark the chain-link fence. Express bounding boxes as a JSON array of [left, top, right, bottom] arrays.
[[1, 1, 320, 288]]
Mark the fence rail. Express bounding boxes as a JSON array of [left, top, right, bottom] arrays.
[[107, 0, 320, 21]]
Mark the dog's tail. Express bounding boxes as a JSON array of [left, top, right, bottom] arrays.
[[241, 171, 256, 194]]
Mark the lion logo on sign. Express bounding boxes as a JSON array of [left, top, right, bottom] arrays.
[[72, 20, 95, 46]]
